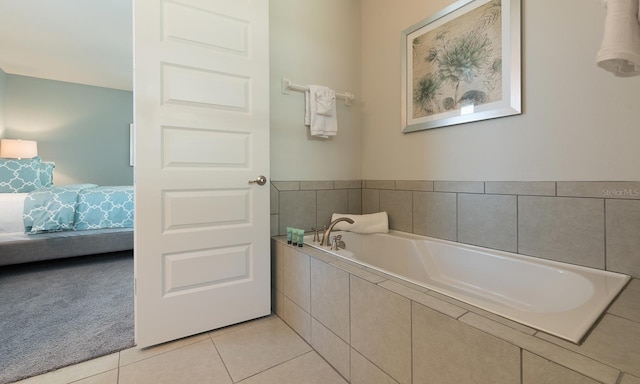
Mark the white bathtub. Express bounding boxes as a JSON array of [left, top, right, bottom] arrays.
[[304, 230, 630, 343]]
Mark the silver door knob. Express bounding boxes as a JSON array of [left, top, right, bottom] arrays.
[[249, 175, 267, 186]]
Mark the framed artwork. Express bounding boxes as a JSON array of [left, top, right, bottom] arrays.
[[401, 0, 521, 133]]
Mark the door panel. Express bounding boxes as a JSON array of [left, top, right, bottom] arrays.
[[162, 127, 250, 167], [134, 0, 270, 348]]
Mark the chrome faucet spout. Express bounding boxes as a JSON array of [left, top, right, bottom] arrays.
[[320, 217, 354, 246]]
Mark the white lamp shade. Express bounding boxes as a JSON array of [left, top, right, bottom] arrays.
[[0, 139, 38, 159]]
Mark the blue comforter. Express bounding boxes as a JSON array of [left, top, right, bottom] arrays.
[[23, 184, 134, 234]]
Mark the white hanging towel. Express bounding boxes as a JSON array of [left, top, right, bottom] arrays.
[[596, 0, 640, 77], [305, 85, 338, 138]]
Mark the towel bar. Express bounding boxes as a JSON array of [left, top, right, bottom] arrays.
[[281, 78, 354, 106]]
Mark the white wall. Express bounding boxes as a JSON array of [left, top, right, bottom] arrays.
[[0, 69, 5, 136], [270, 0, 362, 181], [361, 0, 640, 181]]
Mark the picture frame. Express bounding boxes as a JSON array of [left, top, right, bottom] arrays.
[[401, 0, 521, 133]]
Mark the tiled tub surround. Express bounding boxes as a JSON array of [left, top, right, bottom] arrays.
[[272, 237, 640, 384], [301, 230, 630, 344], [271, 180, 640, 279]]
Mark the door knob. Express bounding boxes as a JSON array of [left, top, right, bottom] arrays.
[[249, 175, 267, 186]]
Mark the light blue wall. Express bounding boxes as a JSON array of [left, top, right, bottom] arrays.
[[3, 74, 133, 186]]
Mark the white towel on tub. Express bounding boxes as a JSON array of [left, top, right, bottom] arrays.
[[330, 212, 389, 234], [596, 0, 640, 77], [305, 85, 338, 138]]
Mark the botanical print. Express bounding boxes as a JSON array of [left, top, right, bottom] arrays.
[[412, 0, 502, 118]]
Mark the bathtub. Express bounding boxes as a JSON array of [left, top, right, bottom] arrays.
[[304, 230, 630, 343]]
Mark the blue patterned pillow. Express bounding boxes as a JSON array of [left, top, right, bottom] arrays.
[[39, 161, 56, 187], [0, 157, 43, 193]]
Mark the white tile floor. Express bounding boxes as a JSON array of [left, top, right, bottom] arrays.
[[14, 315, 347, 384]]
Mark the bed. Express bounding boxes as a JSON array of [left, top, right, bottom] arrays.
[[0, 156, 133, 267]]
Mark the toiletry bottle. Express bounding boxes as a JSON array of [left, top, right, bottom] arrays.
[[298, 229, 304, 247], [286, 227, 292, 244], [292, 228, 298, 246]]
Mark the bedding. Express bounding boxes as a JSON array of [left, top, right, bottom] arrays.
[[38, 161, 55, 187], [0, 158, 42, 193], [0, 184, 134, 266], [23, 184, 134, 234], [75, 186, 134, 230], [0, 158, 134, 265], [23, 184, 96, 234]]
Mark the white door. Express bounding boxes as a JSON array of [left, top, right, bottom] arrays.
[[134, 0, 270, 347]]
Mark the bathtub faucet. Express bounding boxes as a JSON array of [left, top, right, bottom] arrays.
[[320, 217, 354, 246]]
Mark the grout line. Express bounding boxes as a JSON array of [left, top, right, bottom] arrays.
[[234, 350, 316, 383], [311, 346, 350, 383], [352, 345, 399, 384], [411, 191, 415, 234], [116, 351, 121, 384], [603, 199, 608, 272], [516, 195, 520, 254], [455, 192, 459, 242], [209, 338, 234, 383], [348, 272, 352, 347], [520, 348, 523, 384], [410, 302, 414, 384]]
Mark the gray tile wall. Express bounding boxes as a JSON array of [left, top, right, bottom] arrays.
[[271, 181, 362, 238], [350, 276, 412, 384], [458, 193, 518, 252], [272, 180, 640, 279], [412, 303, 521, 384]]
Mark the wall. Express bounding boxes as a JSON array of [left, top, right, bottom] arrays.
[[270, 1, 640, 277], [0, 68, 5, 135], [360, 0, 640, 181], [269, 0, 362, 181], [3, 74, 133, 186]]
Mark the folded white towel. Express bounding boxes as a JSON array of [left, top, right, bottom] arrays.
[[316, 88, 336, 116], [596, 0, 640, 77], [305, 85, 338, 138], [330, 212, 389, 234]]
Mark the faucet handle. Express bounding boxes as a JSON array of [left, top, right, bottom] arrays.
[[331, 235, 345, 251], [311, 227, 318, 242], [331, 235, 338, 251]]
